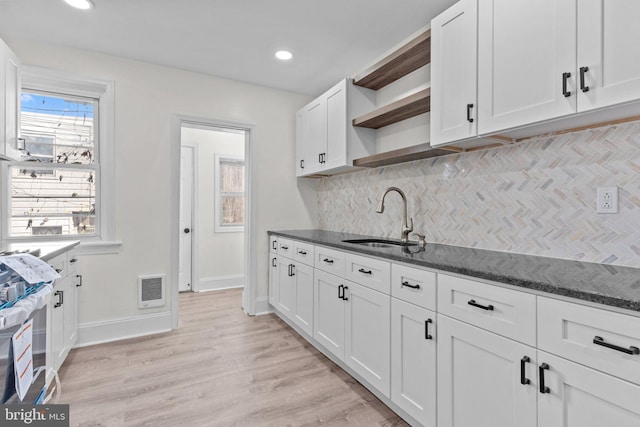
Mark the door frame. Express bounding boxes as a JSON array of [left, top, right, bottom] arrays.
[[171, 114, 257, 327]]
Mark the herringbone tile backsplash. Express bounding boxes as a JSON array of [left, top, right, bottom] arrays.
[[317, 121, 640, 267]]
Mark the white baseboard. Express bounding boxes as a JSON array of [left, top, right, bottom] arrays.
[[75, 311, 172, 348], [198, 274, 244, 292], [254, 296, 272, 315]]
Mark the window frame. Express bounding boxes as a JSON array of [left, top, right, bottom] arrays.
[[0, 66, 116, 250], [214, 154, 245, 233]]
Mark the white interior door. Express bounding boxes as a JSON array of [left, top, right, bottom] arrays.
[[179, 145, 194, 292]]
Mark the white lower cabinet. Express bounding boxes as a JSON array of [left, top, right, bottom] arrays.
[[391, 298, 436, 427], [268, 254, 278, 306], [344, 281, 390, 397], [537, 351, 640, 427], [274, 253, 314, 336], [292, 262, 314, 336], [313, 269, 345, 359], [437, 314, 537, 427], [276, 257, 295, 318]]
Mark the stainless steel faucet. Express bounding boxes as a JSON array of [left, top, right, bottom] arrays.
[[376, 187, 414, 243]]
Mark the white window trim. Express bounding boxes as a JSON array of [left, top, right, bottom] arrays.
[[214, 154, 245, 233], [1, 66, 120, 254]]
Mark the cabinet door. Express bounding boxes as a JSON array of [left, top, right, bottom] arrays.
[[324, 79, 347, 170], [302, 97, 325, 174], [430, 0, 478, 146], [437, 315, 537, 427], [62, 277, 77, 352], [344, 281, 391, 398], [391, 298, 436, 427], [477, 0, 576, 135], [537, 351, 640, 427], [292, 263, 313, 336], [276, 258, 295, 319], [295, 110, 306, 176], [268, 255, 279, 306], [50, 278, 67, 372], [313, 269, 346, 360], [577, 0, 640, 112]]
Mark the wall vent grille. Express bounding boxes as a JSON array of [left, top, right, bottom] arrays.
[[138, 274, 165, 308]]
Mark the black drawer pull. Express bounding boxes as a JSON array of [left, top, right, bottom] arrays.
[[593, 336, 640, 355], [70, 258, 78, 263], [272, 257, 277, 267], [579, 66, 589, 92], [520, 356, 531, 385], [338, 284, 344, 300], [323, 258, 334, 264], [298, 250, 307, 255], [562, 72, 571, 97], [343, 286, 349, 301], [468, 299, 494, 311], [76, 274, 83, 287], [358, 268, 372, 275], [272, 241, 277, 250], [280, 245, 288, 250], [466, 103, 474, 123], [539, 363, 550, 394], [54, 290, 64, 308], [425, 319, 433, 340], [401, 281, 421, 290]]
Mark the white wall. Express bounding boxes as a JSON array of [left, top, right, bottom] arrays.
[[5, 37, 318, 344], [182, 127, 245, 290]]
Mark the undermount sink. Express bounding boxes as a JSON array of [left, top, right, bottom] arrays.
[[342, 238, 417, 248]]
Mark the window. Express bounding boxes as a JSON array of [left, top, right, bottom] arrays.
[[1, 67, 115, 247], [215, 155, 245, 232]]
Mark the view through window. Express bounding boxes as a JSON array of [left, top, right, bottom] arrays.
[[9, 91, 98, 237], [218, 158, 245, 228]]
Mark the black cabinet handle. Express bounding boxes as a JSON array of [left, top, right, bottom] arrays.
[[358, 268, 372, 275], [593, 336, 640, 355], [539, 363, 550, 394], [466, 103, 474, 123], [401, 281, 421, 290], [562, 72, 571, 97], [298, 250, 307, 255], [54, 290, 64, 308], [579, 66, 589, 92], [280, 245, 288, 250], [338, 284, 344, 300], [323, 258, 334, 264], [322, 153, 327, 163], [76, 274, 83, 287], [272, 241, 277, 250], [520, 356, 531, 385], [272, 257, 277, 267], [319, 153, 322, 164], [288, 264, 295, 277], [70, 258, 77, 264], [55, 268, 63, 274], [343, 286, 349, 301], [468, 299, 494, 311], [425, 319, 433, 340], [300, 159, 304, 169]]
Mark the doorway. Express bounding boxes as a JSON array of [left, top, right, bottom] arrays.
[[173, 116, 255, 325]]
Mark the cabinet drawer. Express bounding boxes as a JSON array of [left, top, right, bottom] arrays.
[[293, 241, 315, 267], [438, 274, 536, 346], [538, 297, 640, 386], [269, 235, 278, 254], [345, 253, 390, 294], [314, 246, 346, 277], [277, 238, 294, 258], [391, 263, 437, 311]]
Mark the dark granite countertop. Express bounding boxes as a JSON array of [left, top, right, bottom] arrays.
[[268, 229, 640, 313]]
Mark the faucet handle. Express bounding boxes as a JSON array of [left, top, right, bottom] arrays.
[[411, 233, 426, 247]]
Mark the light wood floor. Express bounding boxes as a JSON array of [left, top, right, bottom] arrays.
[[59, 289, 408, 427]]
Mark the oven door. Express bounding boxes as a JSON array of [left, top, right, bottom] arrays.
[[0, 304, 47, 404]]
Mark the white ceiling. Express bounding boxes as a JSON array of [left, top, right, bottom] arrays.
[[0, 0, 456, 96]]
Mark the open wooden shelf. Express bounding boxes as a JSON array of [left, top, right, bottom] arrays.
[[353, 30, 431, 90], [352, 88, 430, 129], [353, 143, 462, 168]]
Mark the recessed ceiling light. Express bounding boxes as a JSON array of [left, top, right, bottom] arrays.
[[275, 50, 293, 61], [64, 0, 94, 10]]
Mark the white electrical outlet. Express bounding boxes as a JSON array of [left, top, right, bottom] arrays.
[[597, 186, 619, 214]]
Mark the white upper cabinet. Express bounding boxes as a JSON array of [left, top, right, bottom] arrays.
[[577, 0, 640, 112], [430, 0, 478, 146], [477, 0, 576, 135], [296, 78, 375, 177], [0, 37, 21, 161]]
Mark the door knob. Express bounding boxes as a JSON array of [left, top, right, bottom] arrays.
[[184, 228, 191, 233]]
